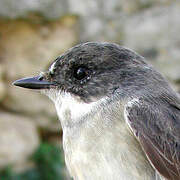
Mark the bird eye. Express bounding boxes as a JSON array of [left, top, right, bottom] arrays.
[[74, 66, 89, 80]]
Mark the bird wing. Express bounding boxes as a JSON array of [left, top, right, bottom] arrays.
[[125, 96, 180, 180]]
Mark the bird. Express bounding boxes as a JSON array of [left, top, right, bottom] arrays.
[[13, 42, 180, 180]]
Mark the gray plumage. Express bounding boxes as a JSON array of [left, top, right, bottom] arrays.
[[13, 42, 180, 180]]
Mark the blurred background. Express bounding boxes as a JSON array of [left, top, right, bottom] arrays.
[[0, 0, 180, 179]]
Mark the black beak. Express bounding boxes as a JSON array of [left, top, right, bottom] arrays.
[[12, 76, 55, 89]]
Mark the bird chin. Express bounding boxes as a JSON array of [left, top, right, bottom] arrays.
[[41, 88, 107, 128], [41, 88, 80, 104], [41, 88, 60, 103]]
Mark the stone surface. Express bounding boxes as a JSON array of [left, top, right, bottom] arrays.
[[0, 0, 68, 19], [0, 113, 39, 169], [0, 0, 172, 20], [74, 0, 177, 42], [0, 65, 6, 101], [5, 87, 61, 131]]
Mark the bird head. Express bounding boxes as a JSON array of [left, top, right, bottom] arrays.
[[13, 42, 156, 104]]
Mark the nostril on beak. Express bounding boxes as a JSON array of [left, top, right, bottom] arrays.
[[38, 76, 44, 81]]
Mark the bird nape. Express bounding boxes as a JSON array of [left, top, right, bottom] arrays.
[[13, 42, 180, 180]]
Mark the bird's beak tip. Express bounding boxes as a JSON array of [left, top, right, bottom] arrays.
[[12, 75, 54, 90]]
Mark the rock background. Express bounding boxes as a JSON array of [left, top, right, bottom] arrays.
[[0, 0, 180, 178]]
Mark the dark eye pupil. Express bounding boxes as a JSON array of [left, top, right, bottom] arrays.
[[74, 67, 87, 80]]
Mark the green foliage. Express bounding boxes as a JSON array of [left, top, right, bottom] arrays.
[[0, 143, 66, 180], [0, 167, 16, 180]]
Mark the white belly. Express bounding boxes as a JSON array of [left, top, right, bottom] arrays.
[[63, 119, 158, 180]]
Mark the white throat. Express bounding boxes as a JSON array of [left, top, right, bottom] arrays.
[[43, 89, 104, 127]]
